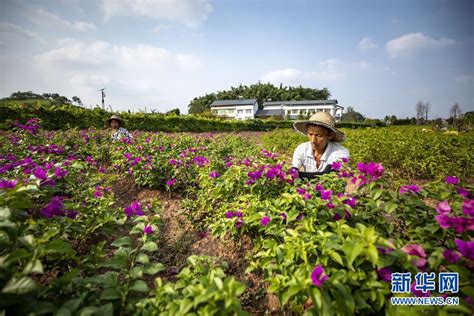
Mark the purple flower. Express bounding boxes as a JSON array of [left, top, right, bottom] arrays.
[[296, 188, 306, 195], [343, 197, 357, 208], [235, 211, 243, 218], [320, 189, 332, 201], [458, 187, 470, 198], [169, 158, 178, 165], [94, 190, 103, 198], [327, 202, 335, 209], [124, 201, 144, 217], [465, 297, 473, 305], [225, 161, 233, 168], [366, 162, 384, 178], [445, 176, 460, 185], [0, 179, 18, 189], [462, 199, 474, 217], [225, 211, 234, 218], [450, 217, 474, 233], [166, 178, 177, 187], [443, 249, 461, 264], [248, 170, 262, 182], [33, 167, 47, 180], [399, 185, 421, 194], [193, 156, 209, 167], [66, 210, 78, 219], [40, 196, 65, 218], [342, 157, 349, 163], [311, 265, 328, 287], [260, 216, 270, 226], [144, 225, 153, 234], [377, 267, 392, 282], [296, 213, 305, 221], [209, 171, 220, 178], [331, 161, 342, 171], [235, 219, 243, 228], [315, 184, 324, 192], [436, 201, 451, 214], [435, 214, 451, 229], [280, 212, 287, 221]]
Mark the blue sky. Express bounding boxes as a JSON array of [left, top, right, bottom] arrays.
[[0, 0, 472, 118]]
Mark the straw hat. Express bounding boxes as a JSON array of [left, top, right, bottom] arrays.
[[293, 112, 345, 142], [106, 115, 124, 128]]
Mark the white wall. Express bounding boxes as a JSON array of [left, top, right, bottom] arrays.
[[211, 103, 257, 120]]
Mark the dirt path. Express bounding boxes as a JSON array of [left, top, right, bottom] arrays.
[[111, 175, 278, 314]]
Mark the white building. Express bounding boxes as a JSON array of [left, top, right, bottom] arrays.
[[256, 99, 344, 121], [210, 98, 258, 120]]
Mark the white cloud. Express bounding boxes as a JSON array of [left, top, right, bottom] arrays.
[[386, 32, 456, 58], [25, 7, 96, 31], [101, 0, 213, 27], [30, 39, 203, 110], [0, 22, 37, 38], [358, 37, 378, 51], [261, 59, 346, 84]]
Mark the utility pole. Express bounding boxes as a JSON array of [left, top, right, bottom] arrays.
[[99, 88, 106, 110]]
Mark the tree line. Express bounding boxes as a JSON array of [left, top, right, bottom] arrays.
[[187, 82, 331, 114]]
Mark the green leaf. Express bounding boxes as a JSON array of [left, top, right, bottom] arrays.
[[100, 288, 122, 301], [96, 303, 113, 316], [129, 280, 148, 292], [20, 235, 36, 247], [111, 236, 132, 248], [32, 302, 56, 315], [60, 298, 83, 312], [0, 206, 11, 220], [141, 241, 158, 252], [366, 244, 379, 265], [342, 242, 364, 270], [45, 240, 74, 255], [23, 259, 44, 274], [327, 250, 344, 266], [281, 286, 301, 306], [136, 252, 149, 264], [101, 254, 128, 270], [6, 248, 30, 263], [143, 262, 165, 275], [130, 266, 143, 279], [2, 276, 38, 294], [77, 306, 99, 316]]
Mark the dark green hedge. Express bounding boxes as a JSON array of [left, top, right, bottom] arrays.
[[0, 101, 373, 132]]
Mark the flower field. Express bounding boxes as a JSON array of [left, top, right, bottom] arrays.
[[1, 119, 473, 315]]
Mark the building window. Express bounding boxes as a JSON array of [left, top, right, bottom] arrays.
[[228, 109, 234, 114], [287, 110, 291, 115], [237, 109, 243, 114], [246, 109, 252, 114], [292, 110, 298, 114]]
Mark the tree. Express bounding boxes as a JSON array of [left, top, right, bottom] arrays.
[[450, 102, 462, 120], [166, 108, 180, 116], [72, 96, 83, 106], [341, 107, 365, 122]]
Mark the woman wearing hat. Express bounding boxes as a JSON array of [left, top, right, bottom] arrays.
[[106, 115, 132, 140], [291, 112, 349, 176]]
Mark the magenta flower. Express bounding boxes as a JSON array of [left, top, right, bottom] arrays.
[[124, 201, 144, 217], [144, 225, 153, 234], [248, 170, 262, 181], [303, 193, 312, 200], [235, 219, 243, 228], [235, 211, 243, 218], [260, 216, 270, 226], [311, 265, 328, 287], [225, 211, 234, 218], [343, 197, 357, 208], [331, 161, 342, 171], [54, 166, 68, 178], [458, 187, 470, 198], [320, 189, 332, 201], [0, 179, 18, 189], [435, 214, 451, 229], [41, 196, 65, 218], [166, 178, 177, 187], [445, 176, 460, 185], [326, 202, 335, 209], [225, 161, 233, 168], [450, 217, 474, 233], [280, 212, 287, 221], [209, 171, 220, 178], [443, 249, 461, 264], [436, 201, 451, 214], [399, 185, 421, 194], [33, 167, 47, 180], [66, 210, 78, 219], [297, 188, 306, 195], [377, 267, 392, 282], [315, 184, 324, 192], [342, 157, 349, 163], [455, 239, 474, 260], [94, 190, 103, 198], [193, 156, 209, 167], [462, 199, 474, 217]]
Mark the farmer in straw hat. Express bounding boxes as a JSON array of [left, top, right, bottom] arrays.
[[291, 112, 349, 176], [106, 115, 132, 140]]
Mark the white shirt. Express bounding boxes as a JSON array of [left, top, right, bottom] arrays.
[[292, 141, 349, 172]]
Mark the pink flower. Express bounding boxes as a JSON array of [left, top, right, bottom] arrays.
[[331, 161, 342, 171], [402, 244, 427, 269], [436, 201, 451, 214], [260, 216, 270, 226], [320, 189, 332, 201], [399, 185, 421, 194], [166, 178, 177, 187], [326, 202, 335, 209], [445, 176, 459, 185], [209, 171, 220, 178], [455, 239, 474, 260], [435, 214, 451, 229], [0, 179, 18, 189], [311, 265, 328, 287]]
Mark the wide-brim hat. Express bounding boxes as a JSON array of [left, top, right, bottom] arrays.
[[106, 115, 124, 127], [293, 112, 345, 142]]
